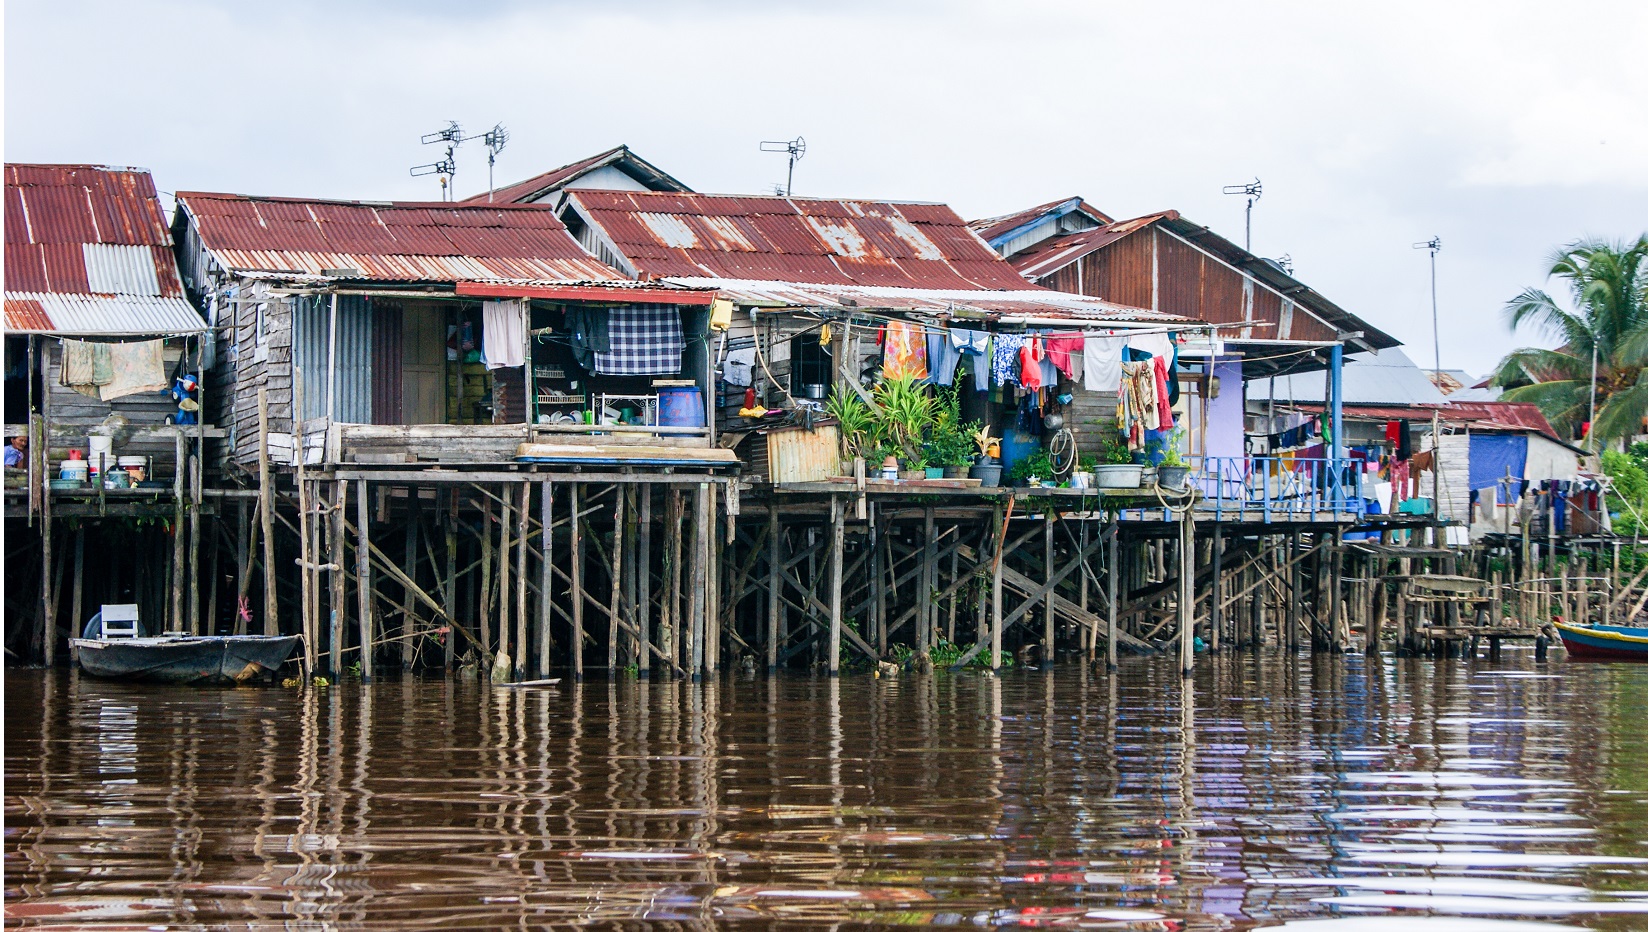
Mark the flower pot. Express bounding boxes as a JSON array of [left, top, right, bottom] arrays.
[[943, 465, 968, 479], [1092, 464, 1143, 489], [1158, 465, 1191, 491], [924, 466, 945, 479], [899, 469, 925, 481], [1140, 467, 1158, 487], [969, 462, 1003, 487]]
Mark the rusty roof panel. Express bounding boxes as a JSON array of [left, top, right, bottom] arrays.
[[3, 291, 204, 335], [177, 192, 625, 284], [567, 190, 1036, 293], [4, 298, 52, 331]]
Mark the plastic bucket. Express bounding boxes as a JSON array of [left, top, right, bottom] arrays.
[[59, 461, 88, 481], [89, 435, 113, 461], [657, 386, 706, 428], [998, 428, 1039, 474]]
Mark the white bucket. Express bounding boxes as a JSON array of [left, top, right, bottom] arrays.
[[88, 435, 113, 461], [117, 456, 146, 468], [59, 461, 88, 481]]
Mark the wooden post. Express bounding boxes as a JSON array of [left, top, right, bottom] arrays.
[[479, 493, 494, 663], [1179, 511, 1194, 677], [874, 506, 888, 656], [497, 483, 512, 677], [352, 477, 372, 681], [1329, 527, 1345, 651], [70, 528, 85, 647], [766, 502, 781, 671], [664, 488, 682, 671], [637, 484, 652, 678], [947, 533, 961, 644], [608, 483, 626, 674], [570, 483, 585, 680], [1042, 513, 1055, 666], [172, 429, 186, 633], [444, 490, 458, 669], [331, 479, 348, 678], [688, 482, 709, 678], [516, 482, 529, 678], [538, 481, 553, 679], [256, 389, 278, 639], [1107, 520, 1119, 671], [188, 450, 202, 635], [1288, 530, 1303, 651], [707, 482, 721, 674], [828, 494, 845, 677], [991, 503, 1006, 671], [1209, 524, 1223, 653], [921, 505, 937, 657]]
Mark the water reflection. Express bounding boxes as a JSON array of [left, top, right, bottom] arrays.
[[6, 654, 1648, 929]]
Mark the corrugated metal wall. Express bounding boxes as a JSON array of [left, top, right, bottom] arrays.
[[372, 303, 403, 425], [293, 294, 374, 423]]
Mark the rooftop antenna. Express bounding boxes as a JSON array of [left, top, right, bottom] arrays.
[[760, 136, 806, 196], [1412, 236, 1442, 386], [411, 121, 464, 201], [1277, 253, 1294, 275], [481, 124, 509, 202], [1221, 177, 1262, 252]]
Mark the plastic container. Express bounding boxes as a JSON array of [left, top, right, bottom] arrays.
[[59, 461, 88, 483], [997, 428, 1040, 475], [88, 434, 113, 466], [1093, 464, 1144, 489], [657, 385, 706, 428]]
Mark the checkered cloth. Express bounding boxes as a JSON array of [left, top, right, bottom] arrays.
[[594, 305, 685, 376]]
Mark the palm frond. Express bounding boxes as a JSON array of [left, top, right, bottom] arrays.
[[1591, 375, 1648, 444]]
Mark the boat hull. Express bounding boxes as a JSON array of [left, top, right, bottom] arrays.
[[1554, 622, 1648, 662], [70, 635, 302, 685]]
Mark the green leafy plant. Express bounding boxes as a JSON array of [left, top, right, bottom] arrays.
[[1097, 433, 1132, 465], [1009, 448, 1055, 483], [826, 384, 876, 459], [872, 376, 936, 463], [1160, 427, 1187, 467], [972, 425, 999, 459]]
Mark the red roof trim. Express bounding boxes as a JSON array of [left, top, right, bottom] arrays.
[[455, 281, 715, 305]]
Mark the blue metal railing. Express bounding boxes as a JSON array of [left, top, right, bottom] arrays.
[[1192, 455, 1365, 522]]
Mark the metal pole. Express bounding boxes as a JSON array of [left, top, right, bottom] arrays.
[[326, 293, 339, 426], [1589, 339, 1599, 446], [1429, 244, 1441, 383]]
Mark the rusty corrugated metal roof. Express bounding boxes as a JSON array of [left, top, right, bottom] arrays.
[[1004, 212, 1176, 279], [462, 145, 692, 205], [968, 196, 1115, 245], [176, 191, 625, 284], [565, 190, 1042, 292], [5, 163, 202, 335], [1294, 401, 1567, 445]]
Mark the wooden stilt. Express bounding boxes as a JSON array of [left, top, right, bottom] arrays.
[[875, 508, 889, 656], [608, 483, 626, 674], [663, 488, 681, 671], [497, 483, 512, 678], [637, 484, 652, 678], [403, 493, 420, 671], [688, 483, 709, 678], [354, 479, 372, 682], [539, 481, 553, 678], [172, 430, 186, 634], [707, 483, 721, 675], [444, 490, 458, 669], [516, 482, 529, 678], [1329, 527, 1345, 651], [1106, 520, 1119, 671], [1288, 530, 1302, 651], [766, 502, 780, 671], [256, 389, 278, 639], [827, 494, 844, 677], [188, 450, 202, 635], [40, 439, 54, 665], [479, 493, 494, 664], [331, 479, 348, 678], [70, 528, 85, 645], [1043, 514, 1055, 666], [922, 505, 936, 657], [234, 500, 252, 636], [1209, 524, 1222, 653], [1179, 512, 1194, 677], [570, 483, 585, 680], [947, 533, 960, 643]]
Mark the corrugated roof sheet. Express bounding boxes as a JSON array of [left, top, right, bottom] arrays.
[[463, 145, 692, 205], [1004, 212, 1176, 279], [1291, 400, 1567, 446], [566, 190, 1041, 292], [968, 196, 1115, 245], [176, 191, 625, 284], [661, 277, 1186, 325], [5, 292, 205, 335], [5, 163, 202, 335], [1257, 348, 1450, 406]]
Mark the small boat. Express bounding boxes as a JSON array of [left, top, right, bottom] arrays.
[[72, 634, 302, 685], [1552, 620, 1648, 661]]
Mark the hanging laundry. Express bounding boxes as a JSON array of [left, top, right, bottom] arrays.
[[1151, 354, 1175, 430], [563, 306, 610, 371], [1127, 332, 1173, 360], [594, 305, 685, 376], [881, 319, 928, 381], [992, 333, 1025, 388], [1019, 336, 1047, 391], [1045, 335, 1084, 380], [951, 328, 992, 391], [1117, 359, 1158, 450], [722, 347, 757, 387], [925, 324, 960, 387], [1082, 334, 1124, 392], [59, 339, 112, 399], [482, 299, 526, 369]]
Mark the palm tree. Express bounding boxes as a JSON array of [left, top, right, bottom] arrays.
[[1490, 236, 1648, 448]]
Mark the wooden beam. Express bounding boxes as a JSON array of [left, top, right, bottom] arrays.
[[828, 495, 845, 676], [538, 481, 553, 678]]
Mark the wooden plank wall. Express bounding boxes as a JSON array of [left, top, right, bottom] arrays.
[[43, 340, 189, 475]]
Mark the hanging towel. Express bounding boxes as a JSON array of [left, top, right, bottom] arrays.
[[59, 339, 112, 399], [952, 328, 992, 390], [1019, 336, 1046, 391], [482, 299, 526, 369], [1082, 335, 1123, 392], [991, 333, 1024, 388], [1127, 332, 1173, 360], [595, 305, 686, 376], [1152, 354, 1175, 430], [926, 325, 960, 387], [881, 320, 928, 381], [100, 340, 167, 401], [1045, 335, 1083, 380], [722, 347, 756, 387]]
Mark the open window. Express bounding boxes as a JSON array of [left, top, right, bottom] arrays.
[[788, 333, 833, 397]]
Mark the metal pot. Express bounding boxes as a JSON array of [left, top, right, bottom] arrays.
[[1042, 413, 1065, 430], [803, 383, 827, 400]]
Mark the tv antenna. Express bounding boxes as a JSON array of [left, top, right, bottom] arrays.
[[1277, 253, 1294, 275], [760, 136, 806, 196], [411, 121, 464, 200], [1221, 177, 1262, 252], [481, 123, 509, 202], [1412, 236, 1442, 385]]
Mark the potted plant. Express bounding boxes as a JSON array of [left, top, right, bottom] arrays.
[[969, 425, 1003, 487], [1092, 434, 1143, 489], [1009, 449, 1055, 487], [1072, 452, 1099, 489], [1158, 427, 1191, 490]]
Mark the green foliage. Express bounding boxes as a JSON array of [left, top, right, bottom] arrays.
[[920, 388, 979, 467], [1160, 427, 1186, 467], [872, 376, 936, 462], [1603, 448, 1648, 534], [826, 385, 876, 459], [1097, 432, 1132, 465], [1491, 235, 1648, 445], [1009, 448, 1054, 482]]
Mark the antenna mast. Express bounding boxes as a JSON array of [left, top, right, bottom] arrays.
[[482, 124, 509, 202], [1412, 236, 1442, 385], [759, 136, 806, 196], [1221, 177, 1263, 252], [410, 121, 464, 200]]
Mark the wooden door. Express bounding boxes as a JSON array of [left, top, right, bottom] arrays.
[[401, 308, 446, 424]]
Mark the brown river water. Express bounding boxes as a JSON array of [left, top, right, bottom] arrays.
[[7, 652, 1648, 930]]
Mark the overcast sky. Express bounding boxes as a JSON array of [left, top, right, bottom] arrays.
[[8, 1, 1645, 376]]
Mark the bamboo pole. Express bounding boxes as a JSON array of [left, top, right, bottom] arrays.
[[827, 494, 844, 677], [538, 481, 553, 679], [608, 483, 626, 674], [354, 479, 371, 682]]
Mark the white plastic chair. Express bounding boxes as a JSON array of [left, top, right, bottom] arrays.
[[99, 604, 140, 639]]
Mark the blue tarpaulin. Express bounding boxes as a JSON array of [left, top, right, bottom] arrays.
[[1469, 434, 1528, 503]]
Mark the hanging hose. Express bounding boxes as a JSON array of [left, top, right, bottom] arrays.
[[1048, 427, 1078, 478]]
